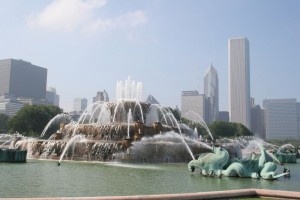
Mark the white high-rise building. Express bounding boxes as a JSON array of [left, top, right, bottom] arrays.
[[204, 65, 219, 124], [73, 97, 88, 113], [228, 37, 251, 129], [181, 90, 205, 121]]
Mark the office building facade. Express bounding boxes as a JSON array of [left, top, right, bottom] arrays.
[[46, 87, 60, 106], [263, 99, 299, 140], [228, 37, 251, 129], [0, 59, 47, 99], [251, 105, 266, 139], [93, 90, 109, 103], [181, 91, 205, 121], [219, 111, 229, 122], [0, 95, 24, 117], [204, 65, 219, 124]]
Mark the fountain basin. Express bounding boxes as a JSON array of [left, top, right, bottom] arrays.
[[0, 160, 299, 198]]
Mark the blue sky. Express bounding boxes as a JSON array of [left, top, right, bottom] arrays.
[[0, 0, 299, 112]]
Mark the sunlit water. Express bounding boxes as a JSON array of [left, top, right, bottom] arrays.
[[0, 159, 299, 198]]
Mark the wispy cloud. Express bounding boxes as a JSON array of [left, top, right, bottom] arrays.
[[27, 0, 147, 34], [82, 10, 147, 34]]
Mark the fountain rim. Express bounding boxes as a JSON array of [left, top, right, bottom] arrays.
[[0, 189, 299, 200]]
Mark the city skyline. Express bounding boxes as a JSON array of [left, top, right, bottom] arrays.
[[0, 0, 299, 112]]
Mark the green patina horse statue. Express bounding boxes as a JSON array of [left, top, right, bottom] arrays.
[[188, 146, 289, 180]]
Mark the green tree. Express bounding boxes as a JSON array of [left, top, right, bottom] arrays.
[[209, 121, 235, 138], [180, 117, 210, 139], [8, 105, 62, 137], [0, 113, 9, 132], [209, 121, 253, 139], [168, 107, 181, 121], [234, 123, 252, 137]]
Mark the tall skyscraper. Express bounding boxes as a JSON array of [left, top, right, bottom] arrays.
[[73, 97, 88, 112], [93, 90, 109, 103], [204, 65, 219, 124], [228, 37, 251, 129], [0, 59, 47, 99]]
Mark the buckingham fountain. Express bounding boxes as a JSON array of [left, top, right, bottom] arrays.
[[12, 76, 211, 164]]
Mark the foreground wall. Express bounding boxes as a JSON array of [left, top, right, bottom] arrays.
[[0, 189, 299, 200]]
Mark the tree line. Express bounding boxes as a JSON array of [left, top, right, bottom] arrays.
[[181, 117, 253, 140], [0, 105, 62, 137], [170, 108, 253, 140]]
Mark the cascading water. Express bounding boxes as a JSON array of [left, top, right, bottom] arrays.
[[25, 138, 36, 159], [96, 103, 111, 124], [145, 104, 159, 125], [278, 144, 295, 153], [88, 102, 104, 123], [134, 101, 144, 123], [183, 111, 214, 141], [144, 104, 175, 127], [125, 131, 212, 162], [116, 76, 143, 101], [127, 109, 132, 139], [168, 112, 195, 160], [193, 127, 198, 139], [112, 101, 126, 123], [40, 113, 73, 139], [0, 136, 13, 148], [71, 102, 99, 137], [58, 135, 86, 164], [240, 138, 282, 163]]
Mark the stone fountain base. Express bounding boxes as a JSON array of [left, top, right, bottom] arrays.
[[13, 120, 214, 163], [15, 137, 213, 163]]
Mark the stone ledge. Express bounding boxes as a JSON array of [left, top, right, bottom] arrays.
[[255, 189, 300, 199], [0, 188, 299, 200]]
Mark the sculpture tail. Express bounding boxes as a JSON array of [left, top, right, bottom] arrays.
[[273, 172, 289, 179]]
